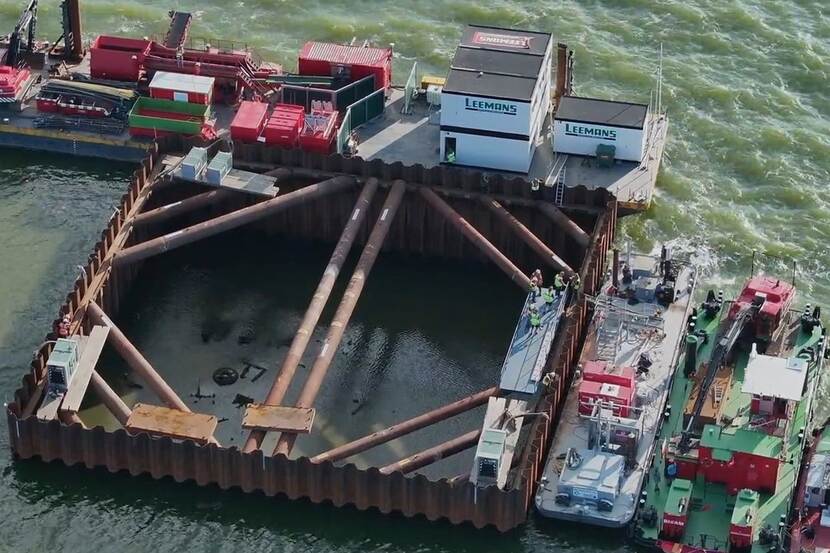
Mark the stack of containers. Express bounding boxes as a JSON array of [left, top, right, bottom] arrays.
[[263, 103, 305, 147], [0, 66, 31, 101], [230, 101, 269, 143]]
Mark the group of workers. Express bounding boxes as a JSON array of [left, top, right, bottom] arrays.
[[526, 268, 580, 335]]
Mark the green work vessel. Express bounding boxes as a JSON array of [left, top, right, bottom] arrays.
[[632, 274, 826, 553]]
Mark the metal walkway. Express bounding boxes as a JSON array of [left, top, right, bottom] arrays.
[[499, 288, 567, 396]]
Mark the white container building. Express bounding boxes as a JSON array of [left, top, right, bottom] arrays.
[[440, 25, 552, 173], [553, 96, 650, 163]]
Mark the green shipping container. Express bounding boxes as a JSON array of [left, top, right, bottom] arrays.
[[128, 97, 211, 135]]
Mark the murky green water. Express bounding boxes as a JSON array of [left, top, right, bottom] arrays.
[[1, 0, 828, 550]]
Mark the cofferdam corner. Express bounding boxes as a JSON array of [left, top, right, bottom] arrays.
[[1, 1, 828, 552]]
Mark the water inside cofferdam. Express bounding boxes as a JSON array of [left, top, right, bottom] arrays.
[[97, 230, 520, 479], [1, 0, 829, 551]]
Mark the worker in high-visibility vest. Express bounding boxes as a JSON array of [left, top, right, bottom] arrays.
[[542, 286, 554, 312], [446, 149, 456, 163], [571, 272, 581, 292], [529, 306, 542, 335], [553, 272, 565, 297]]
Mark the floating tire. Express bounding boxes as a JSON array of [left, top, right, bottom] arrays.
[[213, 367, 239, 386]]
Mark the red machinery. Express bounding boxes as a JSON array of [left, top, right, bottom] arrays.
[[728, 276, 795, 343], [299, 108, 338, 154], [0, 65, 30, 99], [577, 361, 636, 418], [298, 41, 392, 92]]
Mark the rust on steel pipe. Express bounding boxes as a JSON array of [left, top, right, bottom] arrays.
[[113, 176, 355, 267], [481, 196, 573, 273], [273, 180, 407, 457], [311, 386, 498, 463], [89, 370, 132, 425], [86, 302, 189, 412], [242, 178, 381, 453], [378, 429, 481, 475], [133, 189, 235, 226], [419, 187, 531, 290], [538, 203, 589, 248]]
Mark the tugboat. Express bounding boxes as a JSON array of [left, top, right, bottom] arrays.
[[535, 246, 697, 526], [788, 416, 830, 552], [632, 272, 825, 552]]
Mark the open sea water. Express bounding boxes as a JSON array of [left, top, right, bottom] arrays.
[[0, 0, 828, 551]]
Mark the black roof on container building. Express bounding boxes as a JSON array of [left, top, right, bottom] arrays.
[[444, 25, 552, 103], [555, 96, 649, 129]]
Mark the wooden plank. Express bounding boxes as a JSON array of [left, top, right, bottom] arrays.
[[242, 404, 315, 433], [125, 403, 217, 444], [60, 325, 110, 414]]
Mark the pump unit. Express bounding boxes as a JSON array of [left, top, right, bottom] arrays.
[[473, 429, 508, 486], [46, 338, 79, 395]]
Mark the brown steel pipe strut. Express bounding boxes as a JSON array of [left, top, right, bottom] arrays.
[[311, 386, 498, 464], [242, 178, 381, 453], [378, 429, 481, 475], [133, 189, 235, 227], [480, 196, 573, 273], [89, 370, 132, 425], [273, 180, 407, 457], [538, 203, 589, 248], [113, 176, 355, 267], [419, 187, 531, 290], [86, 302, 189, 412]]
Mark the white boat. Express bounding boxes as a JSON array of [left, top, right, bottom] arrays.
[[534, 247, 697, 527]]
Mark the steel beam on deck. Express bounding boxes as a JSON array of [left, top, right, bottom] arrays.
[[480, 196, 573, 273], [538, 203, 589, 248], [113, 176, 355, 267], [419, 187, 531, 290], [272, 180, 407, 457], [378, 429, 481, 475], [311, 386, 498, 463], [89, 370, 132, 425], [242, 178, 381, 453], [87, 302, 189, 412], [133, 189, 235, 227]]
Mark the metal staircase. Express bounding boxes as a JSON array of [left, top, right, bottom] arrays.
[[595, 311, 623, 361]]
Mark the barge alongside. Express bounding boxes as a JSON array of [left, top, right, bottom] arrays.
[[632, 275, 826, 552], [535, 247, 697, 527]]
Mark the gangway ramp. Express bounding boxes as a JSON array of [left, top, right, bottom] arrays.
[[499, 289, 567, 396]]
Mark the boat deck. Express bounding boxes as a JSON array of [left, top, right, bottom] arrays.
[[635, 314, 824, 553], [535, 252, 696, 527]]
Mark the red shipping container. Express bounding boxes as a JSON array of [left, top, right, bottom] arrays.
[[231, 101, 269, 143], [264, 105, 304, 147], [90, 36, 151, 81], [298, 42, 392, 92]]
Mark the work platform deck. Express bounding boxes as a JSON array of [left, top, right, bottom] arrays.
[[356, 88, 666, 211]]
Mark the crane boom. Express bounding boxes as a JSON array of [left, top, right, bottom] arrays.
[[679, 303, 758, 451]]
